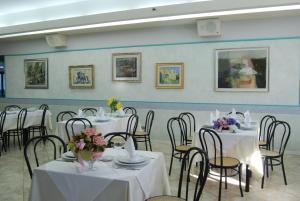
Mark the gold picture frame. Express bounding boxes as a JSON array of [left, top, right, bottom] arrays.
[[156, 62, 184, 89], [69, 65, 95, 89]]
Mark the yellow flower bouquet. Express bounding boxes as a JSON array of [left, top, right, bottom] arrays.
[[107, 97, 122, 112]]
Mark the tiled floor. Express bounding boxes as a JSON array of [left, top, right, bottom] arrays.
[[0, 141, 300, 201]]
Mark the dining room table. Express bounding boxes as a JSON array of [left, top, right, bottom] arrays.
[[29, 148, 171, 201], [192, 122, 263, 192], [56, 114, 130, 142]]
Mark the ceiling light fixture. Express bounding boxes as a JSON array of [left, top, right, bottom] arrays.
[[1, 4, 300, 39]]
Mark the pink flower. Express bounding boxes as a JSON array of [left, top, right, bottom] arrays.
[[76, 139, 86, 150], [93, 136, 106, 146], [84, 128, 97, 136], [92, 152, 103, 160]]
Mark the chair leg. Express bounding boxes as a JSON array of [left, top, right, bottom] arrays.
[[266, 158, 269, 178], [218, 168, 223, 201], [261, 158, 266, 189], [144, 137, 148, 151], [281, 159, 288, 185], [17, 133, 21, 150], [238, 164, 244, 197], [225, 169, 228, 189], [169, 155, 174, 176], [148, 137, 153, 151], [270, 158, 274, 171]]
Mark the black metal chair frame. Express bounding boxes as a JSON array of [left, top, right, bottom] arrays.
[[24, 135, 67, 178], [0, 111, 7, 156], [6, 108, 27, 150], [199, 128, 243, 201], [258, 115, 276, 149], [65, 118, 93, 141], [27, 108, 48, 139], [126, 114, 138, 136], [39, 104, 49, 110], [179, 112, 196, 145], [56, 111, 77, 122], [134, 110, 154, 151], [4, 105, 21, 111], [81, 108, 97, 116], [104, 132, 138, 150], [123, 107, 137, 115], [261, 120, 291, 188], [167, 117, 190, 176]]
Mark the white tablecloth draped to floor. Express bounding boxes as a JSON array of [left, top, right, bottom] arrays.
[[29, 149, 171, 201]]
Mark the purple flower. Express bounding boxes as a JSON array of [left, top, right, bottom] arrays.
[[75, 139, 85, 150], [226, 117, 237, 125]]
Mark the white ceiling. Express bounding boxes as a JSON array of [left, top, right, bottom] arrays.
[[0, 0, 300, 39]]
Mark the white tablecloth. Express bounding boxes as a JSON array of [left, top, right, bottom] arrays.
[[56, 116, 129, 142], [29, 149, 171, 201], [193, 127, 263, 176], [2, 110, 53, 132]]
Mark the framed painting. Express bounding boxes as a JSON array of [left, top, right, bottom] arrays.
[[215, 47, 269, 92], [156, 62, 184, 89], [112, 53, 141, 82], [69, 65, 95, 89], [24, 58, 48, 89]]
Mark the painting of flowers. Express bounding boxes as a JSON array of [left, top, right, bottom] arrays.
[[215, 47, 269, 91], [156, 63, 184, 89]]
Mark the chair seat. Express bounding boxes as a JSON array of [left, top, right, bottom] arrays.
[[259, 140, 267, 146], [260, 149, 279, 157], [147, 195, 184, 201], [175, 145, 191, 152], [135, 130, 148, 136], [210, 157, 240, 167]]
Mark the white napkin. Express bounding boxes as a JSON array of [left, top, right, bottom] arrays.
[[210, 112, 215, 125], [124, 137, 136, 159], [78, 109, 84, 117], [215, 109, 220, 119], [231, 108, 237, 119], [117, 107, 125, 116], [244, 110, 252, 126], [96, 107, 105, 118]]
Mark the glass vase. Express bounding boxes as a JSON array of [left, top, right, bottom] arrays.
[[88, 160, 97, 171]]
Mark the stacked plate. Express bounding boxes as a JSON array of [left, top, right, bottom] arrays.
[[240, 122, 256, 130], [62, 151, 76, 162], [114, 155, 149, 168], [94, 117, 110, 122]]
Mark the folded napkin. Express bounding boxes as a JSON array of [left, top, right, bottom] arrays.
[[124, 137, 136, 159], [231, 108, 237, 118], [117, 107, 125, 116], [244, 110, 252, 126], [78, 109, 84, 117]]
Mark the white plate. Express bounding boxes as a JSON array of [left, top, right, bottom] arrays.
[[114, 159, 149, 168], [98, 155, 113, 162], [117, 155, 148, 164], [240, 124, 256, 130], [62, 153, 76, 162], [95, 118, 110, 122], [116, 114, 130, 118]]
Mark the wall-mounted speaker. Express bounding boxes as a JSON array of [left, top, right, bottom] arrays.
[[197, 19, 221, 37], [45, 34, 67, 48]]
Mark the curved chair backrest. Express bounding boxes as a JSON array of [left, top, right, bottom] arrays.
[[17, 108, 27, 130], [65, 118, 93, 141], [259, 115, 276, 143], [267, 120, 291, 156], [4, 105, 21, 111], [39, 104, 49, 110], [177, 147, 209, 201], [56, 111, 77, 122], [167, 117, 188, 152], [179, 112, 196, 138], [227, 111, 245, 122], [144, 110, 154, 134], [0, 111, 6, 135], [24, 135, 67, 178], [123, 107, 137, 115], [199, 128, 223, 166], [104, 132, 138, 150], [39, 108, 48, 127], [82, 108, 97, 116], [126, 114, 138, 135]]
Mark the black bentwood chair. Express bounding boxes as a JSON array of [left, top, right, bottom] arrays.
[[0, 111, 7, 156], [6, 108, 27, 149], [147, 147, 209, 201], [82, 108, 97, 116], [123, 107, 137, 115], [258, 115, 276, 149], [167, 117, 191, 176], [4, 105, 21, 111], [199, 128, 243, 201], [39, 104, 49, 110], [24, 135, 67, 178], [104, 132, 138, 150], [65, 118, 93, 141], [126, 114, 139, 136], [179, 112, 196, 145], [56, 111, 77, 122], [27, 108, 48, 138], [134, 110, 154, 151], [261, 120, 291, 189]]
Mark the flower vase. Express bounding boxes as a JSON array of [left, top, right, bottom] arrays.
[[88, 160, 97, 170]]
